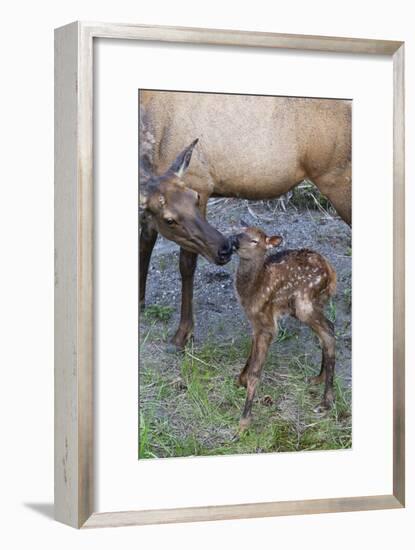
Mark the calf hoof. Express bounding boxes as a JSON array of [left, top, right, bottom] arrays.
[[239, 416, 252, 433]]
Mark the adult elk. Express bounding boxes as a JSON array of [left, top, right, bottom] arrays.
[[140, 91, 351, 350]]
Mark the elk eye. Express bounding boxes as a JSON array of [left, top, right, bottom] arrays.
[[165, 218, 175, 225]]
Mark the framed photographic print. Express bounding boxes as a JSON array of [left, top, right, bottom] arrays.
[[54, 22, 405, 528]]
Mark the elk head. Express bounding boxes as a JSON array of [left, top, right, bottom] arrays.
[[140, 139, 232, 265]]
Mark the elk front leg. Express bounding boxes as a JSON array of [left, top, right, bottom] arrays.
[[170, 248, 198, 350], [139, 224, 158, 310], [239, 330, 273, 431]]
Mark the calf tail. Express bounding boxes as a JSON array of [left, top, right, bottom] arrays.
[[325, 260, 337, 297]]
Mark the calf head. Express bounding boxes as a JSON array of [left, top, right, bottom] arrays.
[[229, 225, 283, 261]]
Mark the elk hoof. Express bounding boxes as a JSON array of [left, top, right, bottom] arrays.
[[170, 330, 193, 352], [313, 398, 334, 414], [235, 374, 247, 388], [165, 342, 184, 354]]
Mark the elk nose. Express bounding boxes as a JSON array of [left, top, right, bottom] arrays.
[[228, 235, 240, 251], [217, 240, 233, 264]]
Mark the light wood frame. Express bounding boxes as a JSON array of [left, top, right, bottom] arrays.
[[54, 21, 405, 529]]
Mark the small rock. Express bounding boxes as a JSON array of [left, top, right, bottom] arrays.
[[261, 395, 274, 407], [170, 377, 187, 391]]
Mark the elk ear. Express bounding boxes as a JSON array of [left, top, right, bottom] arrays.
[[169, 138, 199, 178], [139, 194, 148, 210], [139, 185, 149, 210], [139, 167, 153, 209], [265, 235, 283, 249]]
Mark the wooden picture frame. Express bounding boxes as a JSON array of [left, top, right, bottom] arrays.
[[54, 21, 405, 529]]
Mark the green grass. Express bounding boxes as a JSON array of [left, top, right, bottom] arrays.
[[158, 257, 168, 272], [143, 304, 175, 323], [327, 298, 337, 323], [343, 287, 352, 309], [139, 335, 351, 459]]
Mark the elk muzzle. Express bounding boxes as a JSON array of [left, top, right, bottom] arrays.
[[228, 234, 241, 252], [217, 239, 233, 264]]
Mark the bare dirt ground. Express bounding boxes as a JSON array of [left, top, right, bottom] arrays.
[[139, 197, 352, 458]]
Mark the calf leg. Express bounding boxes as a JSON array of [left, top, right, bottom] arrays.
[[295, 300, 335, 412], [139, 224, 158, 310], [309, 314, 336, 412], [170, 248, 198, 350], [308, 342, 329, 385], [239, 330, 273, 431], [236, 341, 253, 388]]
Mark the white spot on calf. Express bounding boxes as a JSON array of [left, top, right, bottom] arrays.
[[296, 299, 314, 319]]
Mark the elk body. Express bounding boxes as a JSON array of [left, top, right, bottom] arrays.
[[140, 90, 350, 350], [230, 226, 337, 431]]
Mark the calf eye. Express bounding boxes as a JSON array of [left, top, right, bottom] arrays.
[[251, 239, 259, 244], [165, 218, 175, 225]]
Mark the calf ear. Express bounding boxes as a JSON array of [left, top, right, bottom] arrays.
[[169, 138, 199, 178], [265, 235, 283, 249]]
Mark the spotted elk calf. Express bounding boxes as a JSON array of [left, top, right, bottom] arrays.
[[229, 226, 337, 431]]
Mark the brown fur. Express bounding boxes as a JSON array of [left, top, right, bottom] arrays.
[[231, 227, 337, 431], [139, 90, 350, 349], [140, 90, 351, 223]]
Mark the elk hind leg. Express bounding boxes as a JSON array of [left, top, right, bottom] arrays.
[[313, 164, 351, 226]]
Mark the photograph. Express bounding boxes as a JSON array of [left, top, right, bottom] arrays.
[[139, 89, 352, 458], [2, 0, 406, 539]]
